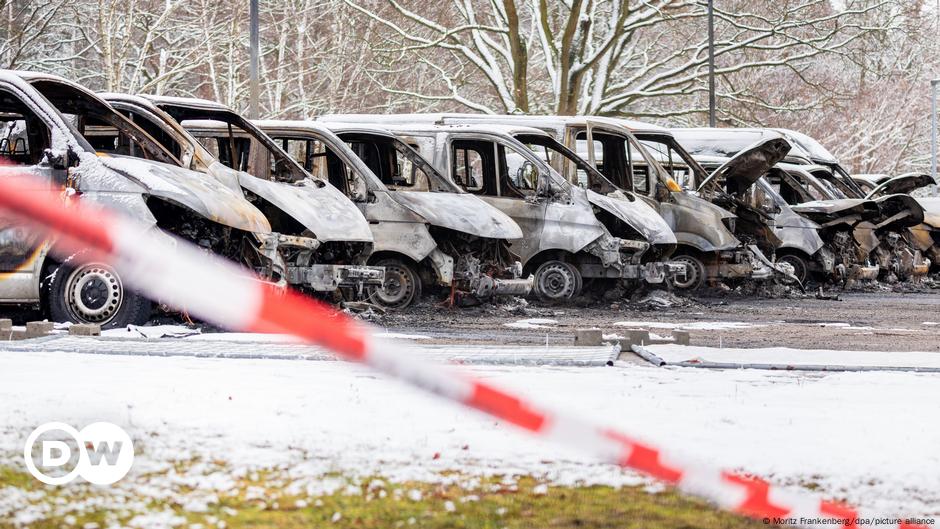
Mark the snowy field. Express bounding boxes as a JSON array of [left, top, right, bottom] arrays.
[[2, 333, 940, 524]]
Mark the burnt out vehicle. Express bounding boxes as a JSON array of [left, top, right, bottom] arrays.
[[319, 117, 685, 302], [234, 120, 531, 307], [791, 165, 930, 280], [110, 95, 385, 298], [767, 162, 888, 281], [675, 128, 887, 283], [771, 129, 936, 278], [617, 125, 825, 284], [585, 120, 828, 286], [366, 114, 779, 290], [855, 174, 940, 268], [0, 70, 276, 328], [697, 128, 929, 281]]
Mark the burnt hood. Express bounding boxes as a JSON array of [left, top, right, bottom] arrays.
[[791, 198, 880, 223], [392, 191, 523, 240], [865, 173, 935, 198], [237, 174, 373, 243], [869, 194, 925, 231], [586, 189, 677, 246], [91, 154, 272, 234], [698, 137, 791, 194]]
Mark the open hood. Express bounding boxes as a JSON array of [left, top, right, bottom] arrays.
[[865, 173, 935, 198], [791, 198, 880, 223], [93, 155, 271, 234], [392, 191, 523, 240], [698, 138, 791, 194], [869, 194, 925, 231], [237, 174, 373, 243], [586, 189, 677, 246]]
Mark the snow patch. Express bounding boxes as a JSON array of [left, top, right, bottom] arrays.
[[1, 347, 939, 518], [504, 318, 558, 330], [646, 344, 940, 369], [102, 325, 201, 339]]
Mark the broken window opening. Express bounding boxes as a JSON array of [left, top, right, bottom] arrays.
[[28, 81, 179, 166], [163, 105, 307, 183], [0, 103, 49, 167], [451, 142, 489, 195]]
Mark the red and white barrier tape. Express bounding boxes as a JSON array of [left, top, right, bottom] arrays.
[[0, 174, 931, 529]]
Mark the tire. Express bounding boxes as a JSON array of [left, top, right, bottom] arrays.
[[777, 253, 808, 285], [533, 260, 581, 303], [47, 260, 151, 329], [670, 254, 706, 290], [368, 258, 421, 309]]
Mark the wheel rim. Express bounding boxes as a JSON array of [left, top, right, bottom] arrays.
[[672, 255, 703, 290], [372, 263, 416, 307], [536, 262, 577, 300], [64, 263, 124, 324], [779, 255, 806, 283]]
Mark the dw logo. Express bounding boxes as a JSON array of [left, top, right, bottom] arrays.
[[23, 422, 134, 485]]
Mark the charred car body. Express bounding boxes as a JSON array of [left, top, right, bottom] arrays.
[[768, 162, 884, 281], [784, 163, 928, 280], [772, 129, 935, 278], [671, 128, 919, 283], [107, 95, 385, 297], [0, 70, 280, 327], [223, 120, 531, 307], [854, 174, 940, 268], [368, 114, 778, 290], [609, 125, 820, 284], [319, 116, 684, 302]]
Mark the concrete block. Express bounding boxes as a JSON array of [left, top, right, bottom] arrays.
[[25, 321, 54, 338], [69, 324, 101, 337], [672, 330, 690, 346], [625, 329, 651, 347], [0, 319, 12, 332], [574, 328, 603, 346]]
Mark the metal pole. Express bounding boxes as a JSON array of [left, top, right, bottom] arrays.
[[707, 0, 716, 127], [932, 79, 939, 183], [249, 0, 260, 119]]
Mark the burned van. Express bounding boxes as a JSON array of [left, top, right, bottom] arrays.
[[236, 120, 530, 307], [124, 95, 385, 297], [0, 70, 273, 327], [773, 129, 935, 278], [423, 114, 783, 290], [320, 118, 684, 302], [688, 128, 929, 281]]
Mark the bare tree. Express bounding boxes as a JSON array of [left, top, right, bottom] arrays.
[[344, 0, 903, 118], [0, 0, 65, 69], [0, 0, 934, 172]]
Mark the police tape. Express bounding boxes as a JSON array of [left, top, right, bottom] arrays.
[[0, 174, 930, 529]]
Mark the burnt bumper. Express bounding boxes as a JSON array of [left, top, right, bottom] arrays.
[[286, 264, 385, 292]]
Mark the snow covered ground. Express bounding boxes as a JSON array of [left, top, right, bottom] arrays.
[[2, 341, 940, 523], [644, 344, 940, 369]]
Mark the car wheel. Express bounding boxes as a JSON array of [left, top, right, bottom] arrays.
[[670, 254, 706, 290], [47, 260, 151, 329], [533, 260, 581, 303], [369, 258, 421, 309], [777, 253, 808, 284]]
